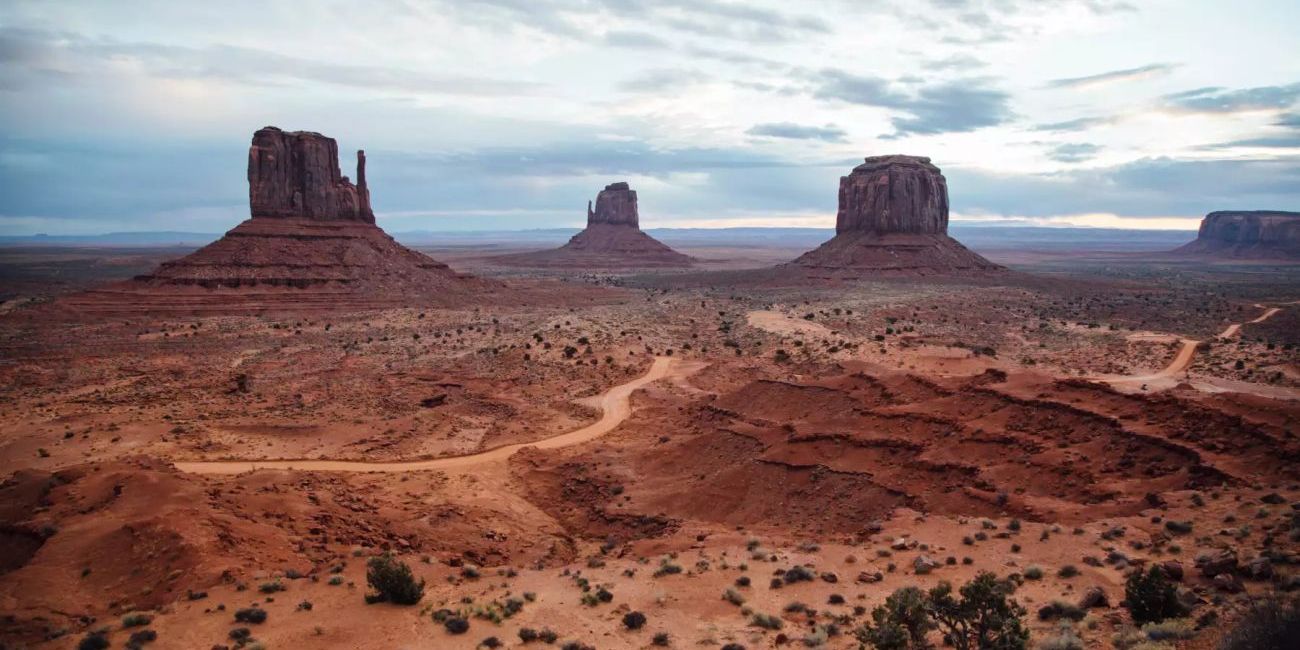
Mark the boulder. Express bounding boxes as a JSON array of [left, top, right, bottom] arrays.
[[912, 555, 940, 575], [1077, 586, 1109, 610], [1194, 549, 1237, 577], [1158, 561, 1185, 581]]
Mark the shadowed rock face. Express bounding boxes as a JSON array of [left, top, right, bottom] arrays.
[[791, 155, 1000, 274], [1186, 211, 1300, 256], [837, 155, 948, 235], [248, 126, 374, 223], [587, 182, 639, 227]]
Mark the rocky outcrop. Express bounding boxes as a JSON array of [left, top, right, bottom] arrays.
[[587, 182, 639, 227], [837, 155, 948, 235], [62, 126, 495, 313], [1174, 211, 1300, 259], [791, 155, 1001, 274], [248, 126, 374, 223], [495, 181, 693, 268]]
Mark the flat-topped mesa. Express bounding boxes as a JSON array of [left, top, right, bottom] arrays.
[[1174, 210, 1300, 259], [837, 155, 948, 235], [248, 126, 375, 223], [587, 181, 639, 227]]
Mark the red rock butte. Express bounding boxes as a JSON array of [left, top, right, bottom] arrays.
[[1173, 210, 1300, 259], [792, 155, 1001, 274], [60, 127, 494, 314], [495, 182, 694, 268]]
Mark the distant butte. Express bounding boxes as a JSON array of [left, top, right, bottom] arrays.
[[1173, 210, 1300, 259], [791, 155, 1002, 275], [495, 182, 694, 268], [61, 127, 495, 313]]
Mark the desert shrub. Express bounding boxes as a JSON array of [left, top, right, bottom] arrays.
[[234, 607, 267, 624], [258, 581, 285, 594], [1140, 619, 1194, 641], [623, 611, 647, 630], [652, 631, 670, 646], [752, 612, 783, 630], [1037, 624, 1084, 650], [365, 554, 425, 605], [481, 636, 502, 648], [126, 629, 158, 649], [1217, 597, 1300, 649], [784, 565, 816, 584], [539, 629, 559, 643], [445, 617, 470, 634], [723, 588, 746, 606], [122, 613, 153, 627], [519, 628, 539, 643], [1124, 567, 1187, 625], [856, 586, 932, 650], [77, 631, 110, 650], [928, 572, 1029, 650], [653, 562, 683, 577], [1057, 565, 1079, 578], [1038, 601, 1086, 622]]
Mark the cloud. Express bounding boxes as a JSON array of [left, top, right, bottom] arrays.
[[1046, 142, 1101, 162], [1046, 63, 1177, 89], [602, 30, 671, 49], [1030, 116, 1118, 132], [0, 27, 545, 97], [1163, 83, 1300, 113], [617, 68, 713, 93], [922, 54, 987, 72], [1277, 113, 1300, 129], [746, 122, 847, 142], [812, 70, 1012, 135]]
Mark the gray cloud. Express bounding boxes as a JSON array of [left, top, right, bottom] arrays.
[[746, 122, 848, 142], [617, 68, 712, 93], [602, 30, 671, 49], [1277, 113, 1300, 129], [1030, 116, 1118, 132], [922, 54, 987, 71], [1046, 63, 1177, 89], [813, 70, 1013, 135], [0, 27, 545, 96], [1046, 142, 1101, 162], [1163, 83, 1300, 113]]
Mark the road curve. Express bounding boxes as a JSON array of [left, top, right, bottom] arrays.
[[174, 356, 694, 475], [1103, 303, 1288, 384]]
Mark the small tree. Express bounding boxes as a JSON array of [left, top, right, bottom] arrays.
[[1123, 567, 1187, 625], [857, 586, 933, 649], [927, 572, 1029, 650], [366, 554, 425, 605]]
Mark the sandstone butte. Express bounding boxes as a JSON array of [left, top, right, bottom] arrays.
[[494, 182, 694, 268], [1174, 210, 1300, 259], [59, 127, 496, 314], [791, 155, 1002, 274]]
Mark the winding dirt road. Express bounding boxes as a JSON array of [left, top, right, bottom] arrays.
[[1103, 303, 1289, 385], [173, 356, 700, 475]]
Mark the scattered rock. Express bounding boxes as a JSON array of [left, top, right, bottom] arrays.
[[1194, 549, 1237, 577]]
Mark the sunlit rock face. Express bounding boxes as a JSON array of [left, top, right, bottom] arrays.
[[836, 155, 948, 235]]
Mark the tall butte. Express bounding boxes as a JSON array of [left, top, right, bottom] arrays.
[[64, 127, 492, 313], [496, 182, 693, 268], [791, 155, 1001, 274]]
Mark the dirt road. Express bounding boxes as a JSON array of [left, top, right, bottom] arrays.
[[173, 356, 702, 475], [1104, 303, 1288, 385]]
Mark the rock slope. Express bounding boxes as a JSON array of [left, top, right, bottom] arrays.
[[1174, 210, 1300, 259], [495, 182, 694, 269], [792, 155, 1001, 274]]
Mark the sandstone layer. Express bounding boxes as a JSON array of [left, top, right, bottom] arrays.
[[495, 182, 694, 269], [61, 127, 492, 313], [792, 155, 1001, 274], [1174, 210, 1300, 259]]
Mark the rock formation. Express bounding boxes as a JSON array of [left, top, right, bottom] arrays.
[[63, 127, 493, 313], [791, 155, 1001, 274], [495, 182, 693, 268], [1174, 211, 1300, 259]]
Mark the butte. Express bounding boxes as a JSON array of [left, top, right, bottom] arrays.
[[790, 155, 1001, 275], [61, 127, 496, 314], [495, 182, 694, 269], [1172, 210, 1300, 260]]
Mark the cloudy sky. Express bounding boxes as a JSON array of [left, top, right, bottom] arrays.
[[2, 0, 1298, 234]]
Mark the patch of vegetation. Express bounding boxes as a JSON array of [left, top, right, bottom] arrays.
[[365, 553, 425, 605], [1217, 597, 1300, 650], [1124, 567, 1188, 625]]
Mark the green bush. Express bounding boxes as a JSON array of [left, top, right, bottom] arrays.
[[1123, 567, 1187, 625], [1217, 597, 1300, 650], [928, 572, 1029, 650], [856, 586, 932, 650], [365, 554, 425, 605], [122, 613, 153, 628]]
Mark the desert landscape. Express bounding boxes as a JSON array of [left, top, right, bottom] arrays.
[[1, 126, 1297, 650], [3, 2, 1300, 649]]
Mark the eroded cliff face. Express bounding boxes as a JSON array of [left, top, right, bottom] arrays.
[[792, 155, 1000, 274], [587, 182, 639, 228], [836, 155, 948, 235], [248, 126, 374, 223], [1176, 211, 1300, 259]]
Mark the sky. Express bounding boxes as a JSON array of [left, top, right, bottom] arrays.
[[1, 0, 1299, 235]]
